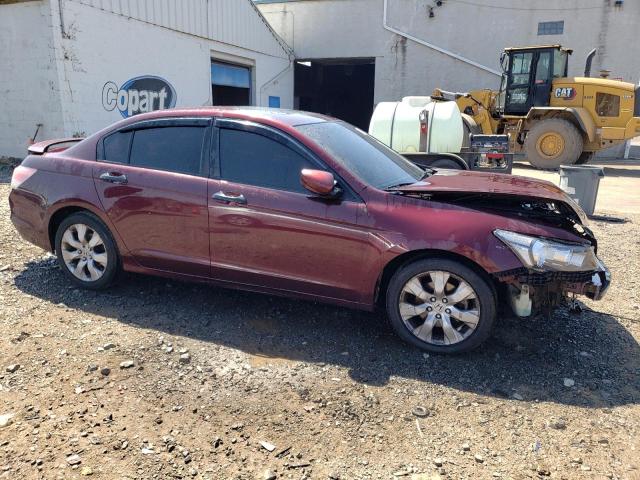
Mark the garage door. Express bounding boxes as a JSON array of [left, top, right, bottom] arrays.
[[211, 61, 252, 106]]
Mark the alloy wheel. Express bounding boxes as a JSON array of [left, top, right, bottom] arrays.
[[60, 223, 108, 282], [398, 270, 480, 346]]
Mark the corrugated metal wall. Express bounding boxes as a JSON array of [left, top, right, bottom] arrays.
[[72, 0, 291, 58]]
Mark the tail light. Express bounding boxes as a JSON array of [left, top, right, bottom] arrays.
[[10, 165, 37, 190], [418, 109, 429, 151]]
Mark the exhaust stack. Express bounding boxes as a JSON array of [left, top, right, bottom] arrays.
[[584, 48, 597, 77]]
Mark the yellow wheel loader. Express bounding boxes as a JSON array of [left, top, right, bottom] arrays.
[[433, 45, 640, 169]]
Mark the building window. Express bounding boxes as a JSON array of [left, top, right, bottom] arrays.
[[268, 96, 281, 108], [538, 21, 564, 35]]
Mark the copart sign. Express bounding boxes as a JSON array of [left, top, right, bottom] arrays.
[[102, 76, 176, 118]]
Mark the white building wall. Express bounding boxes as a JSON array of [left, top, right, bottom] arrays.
[[258, 0, 640, 104], [74, 0, 290, 59], [0, 0, 294, 157], [0, 1, 66, 158]]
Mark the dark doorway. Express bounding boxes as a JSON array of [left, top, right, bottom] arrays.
[[211, 60, 252, 106], [294, 58, 375, 130], [212, 85, 250, 106]]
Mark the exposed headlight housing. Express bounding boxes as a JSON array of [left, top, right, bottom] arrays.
[[494, 229, 599, 272]]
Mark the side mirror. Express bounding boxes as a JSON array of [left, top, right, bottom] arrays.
[[300, 169, 341, 198]]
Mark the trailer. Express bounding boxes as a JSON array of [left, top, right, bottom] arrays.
[[369, 97, 513, 173]]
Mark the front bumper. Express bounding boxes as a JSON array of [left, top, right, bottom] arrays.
[[583, 258, 611, 301], [494, 257, 611, 301]]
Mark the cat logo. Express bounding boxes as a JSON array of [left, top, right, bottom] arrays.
[[554, 87, 576, 100]]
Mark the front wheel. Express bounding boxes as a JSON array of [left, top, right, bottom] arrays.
[[524, 118, 583, 170], [430, 158, 464, 169], [385, 258, 496, 354], [54, 212, 120, 290]]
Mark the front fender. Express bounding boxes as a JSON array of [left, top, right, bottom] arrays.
[[526, 107, 596, 142]]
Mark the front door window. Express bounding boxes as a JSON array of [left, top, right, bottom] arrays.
[[505, 52, 533, 114]]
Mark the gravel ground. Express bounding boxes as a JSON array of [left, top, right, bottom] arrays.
[[0, 167, 639, 480]]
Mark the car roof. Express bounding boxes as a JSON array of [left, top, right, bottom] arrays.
[[127, 106, 332, 127], [62, 107, 335, 162]]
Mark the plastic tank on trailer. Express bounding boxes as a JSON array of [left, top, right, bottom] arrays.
[[369, 96, 464, 154]]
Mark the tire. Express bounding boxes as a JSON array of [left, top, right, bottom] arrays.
[[461, 113, 482, 149], [385, 258, 496, 354], [524, 118, 583, 170], [575, 151, 595, 165], [431, 158, 464, 169], [54, 211, 119, 290]]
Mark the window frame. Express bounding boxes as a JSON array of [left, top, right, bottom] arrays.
[[212, 118, 361, 202], [595, 92, 621, 118], [97, 117, 213, 178], [537, 20, 564, 36]]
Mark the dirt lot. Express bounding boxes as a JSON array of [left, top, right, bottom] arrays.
[[0, 165, 639, 480]]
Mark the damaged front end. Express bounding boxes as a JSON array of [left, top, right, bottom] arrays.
[[494, 263, 611, 317], [406, 190, 611, 317], [482, 200, 611, 317]]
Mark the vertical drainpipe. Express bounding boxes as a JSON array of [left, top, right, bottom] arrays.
[[49, 0, 72, 138]]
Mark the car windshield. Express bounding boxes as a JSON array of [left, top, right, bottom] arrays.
[[295, 121, 424, 189]]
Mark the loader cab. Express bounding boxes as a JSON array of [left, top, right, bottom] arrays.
[[498, 45, 571, 116]]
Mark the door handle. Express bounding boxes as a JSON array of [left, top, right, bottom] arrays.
[[99, 172, 128, 184], [212, 191, 247, 205]]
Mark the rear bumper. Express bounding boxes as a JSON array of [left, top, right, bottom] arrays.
[[9, 188, 51, 252]]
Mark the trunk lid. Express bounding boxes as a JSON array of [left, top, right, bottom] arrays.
[[27, 138, 83, 155]]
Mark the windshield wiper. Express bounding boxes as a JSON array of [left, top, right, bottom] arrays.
[[384, 181, 417, 191], [420, 167, 436, 179]]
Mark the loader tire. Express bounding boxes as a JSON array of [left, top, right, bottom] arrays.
[[524, 118, 583, 170], [576, 151, 595, 164]]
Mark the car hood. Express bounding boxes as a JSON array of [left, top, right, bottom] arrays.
[[395, 169, 569, 202], [392, 169, 594, 245]]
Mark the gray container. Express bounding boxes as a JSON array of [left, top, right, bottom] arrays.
[[558, 165, 604, 216]]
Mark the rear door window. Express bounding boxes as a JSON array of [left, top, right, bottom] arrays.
[[218, 128, 315, 193], [129, 126, 206, 176]]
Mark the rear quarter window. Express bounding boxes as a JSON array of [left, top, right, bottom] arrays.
[[102, 131, 132, 164]]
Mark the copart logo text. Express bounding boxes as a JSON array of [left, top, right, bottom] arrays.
[[102, 76, 176, 118]]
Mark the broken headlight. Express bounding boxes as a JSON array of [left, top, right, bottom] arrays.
[[494, 229, 599, 272]]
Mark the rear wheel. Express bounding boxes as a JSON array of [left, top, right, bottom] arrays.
[[385, 258, 496, 354], [54, 212, 119, 290], [524, 118, 583, 170]]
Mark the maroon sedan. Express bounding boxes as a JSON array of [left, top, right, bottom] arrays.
[[9, 108, 610, 353]]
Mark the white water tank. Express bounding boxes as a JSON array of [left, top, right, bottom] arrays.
[[369, 96, 464, 154]]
